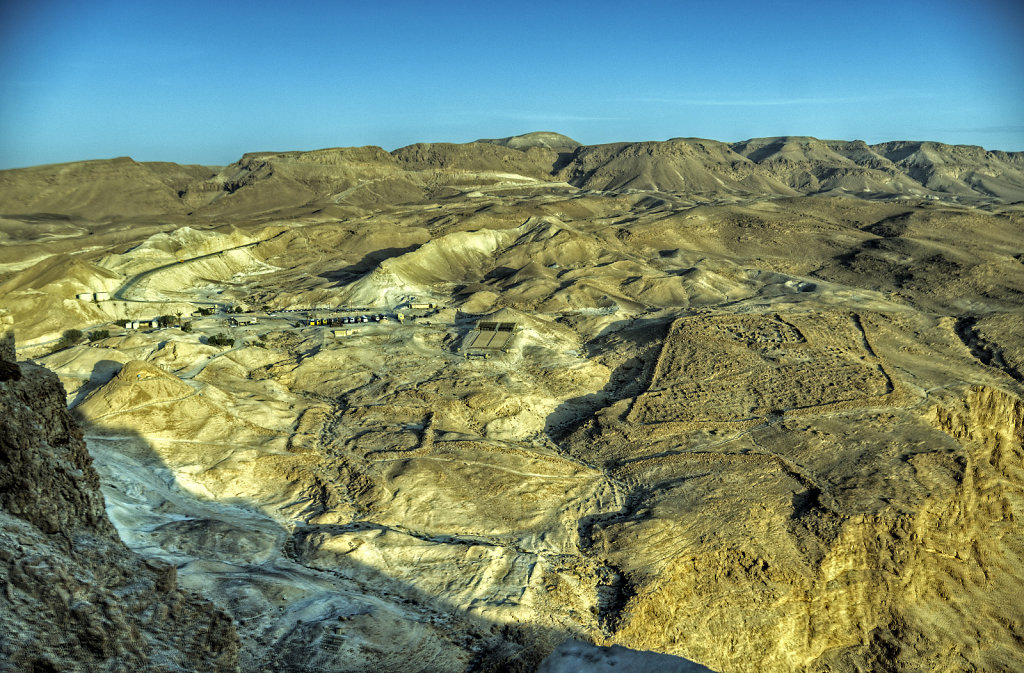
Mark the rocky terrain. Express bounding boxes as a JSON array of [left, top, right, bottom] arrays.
[[1, 132, 1023, 672], [0, 317, 239, 672]]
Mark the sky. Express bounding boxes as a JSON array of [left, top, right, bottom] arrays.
[[1, 0, 1022, 169]]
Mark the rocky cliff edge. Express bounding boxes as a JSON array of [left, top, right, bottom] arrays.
[[0, 352, 240, 672]]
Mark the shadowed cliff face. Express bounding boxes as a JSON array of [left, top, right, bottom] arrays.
[[0, 355, 239, 673], [2, 133, 1023, 673]]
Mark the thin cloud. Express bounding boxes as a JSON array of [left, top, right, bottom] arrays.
[[929, 125, 1024, 134], [625, 93, 932, 107], [509, 113, 624, 122], [376, 108, 622, 123]]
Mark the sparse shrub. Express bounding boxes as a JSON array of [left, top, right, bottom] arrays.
[[207, 333, 233, 347], [181, 321, 193, 333], [61, 329, 83, 347], [56, 329, 83, 350], [198, 307, 215, 316], [87, 330, 109, 342], [158, 315, 176, 328]]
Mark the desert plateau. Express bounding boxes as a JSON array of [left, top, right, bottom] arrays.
[[2, 132, 1024, 672]]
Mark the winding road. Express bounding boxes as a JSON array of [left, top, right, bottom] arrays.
[[112, 240, 263, 306]]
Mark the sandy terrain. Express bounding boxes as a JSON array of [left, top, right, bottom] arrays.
[[2, 132, 1023, 672]]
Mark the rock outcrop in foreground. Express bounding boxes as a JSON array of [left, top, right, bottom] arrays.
[[0, 350, 239, 672]]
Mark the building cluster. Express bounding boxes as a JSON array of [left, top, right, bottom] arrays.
[[307, 314, 389, 326], [124, 320, 159, 330], [76, 291, 111, 301]]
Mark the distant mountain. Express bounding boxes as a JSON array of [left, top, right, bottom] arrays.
[[726, 137, 1024, 200], [2, 133, 1022, 221], [476, 131, 581, 152], [870, 140, 1024, 199], [556, 138, 796, 195], [562, 136, 1024, 201], [0, 156, 215, 220], [391, 139, 564, 177]]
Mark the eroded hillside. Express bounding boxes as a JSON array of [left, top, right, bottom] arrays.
[[1, 133, 1023, 672]]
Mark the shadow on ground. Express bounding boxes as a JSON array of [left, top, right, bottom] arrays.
[[318, 246, 421, 286], [544, 315, 671, 442], [68, 359, 126, 408], [74, 395, 581, 673]]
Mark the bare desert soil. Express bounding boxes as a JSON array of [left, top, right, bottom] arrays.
[[2, 133, 1024, 672]]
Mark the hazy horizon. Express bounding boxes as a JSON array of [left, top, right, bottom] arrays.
[[2, 0, 1022, 170]]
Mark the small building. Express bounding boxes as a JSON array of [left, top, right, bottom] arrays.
[[149, 320, 159, 329], [409, 302, 435, 310], [94, 291, 110, 301], [76, 293, 94, 302], [333, 329, 354, 338]]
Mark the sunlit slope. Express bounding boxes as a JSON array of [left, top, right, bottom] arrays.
[[559, 139, 798, 195], [0, 226, 276, 344], [476, 131, 581, 153], [4, 134, 1022, 227], [0, 156, 213, 219], [562, 311, 1024, 673]]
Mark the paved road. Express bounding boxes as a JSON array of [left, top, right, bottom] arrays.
[[18, 241, 265, 355], [112, 241, 261, 306]]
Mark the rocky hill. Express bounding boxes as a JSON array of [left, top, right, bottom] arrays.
[[0, 339, 240, 672], [0, 156, 215, 220], [476, 131, 581, 153]]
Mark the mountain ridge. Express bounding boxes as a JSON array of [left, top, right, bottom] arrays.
[[3, 133, 1023, 221]]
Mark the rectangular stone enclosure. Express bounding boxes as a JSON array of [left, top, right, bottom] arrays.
[[464, 322, 517, 355], [628, 312, 893, 426]]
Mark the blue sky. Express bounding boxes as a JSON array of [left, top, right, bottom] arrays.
[[1, 0, 1021, 168]]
